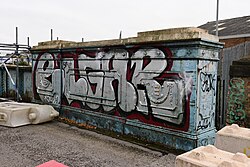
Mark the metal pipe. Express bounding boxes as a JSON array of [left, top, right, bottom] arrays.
[[0, 43, 29, 47], [216, 0, 219, 36], [119, 31, 122, 39], [0, 46, 17, 48], [1, 63, 22, 100], [16, 27, 18, 45], [222, 79, 225, 127], [15, 27, 20, 101], [3, 54, 15, 64], [0, 48, 18, 51], [0, 29, 30, 102], [0, 45, 19, 48], [0, 48, 29, 52], [27, 37, 30, 47], [0, 46, 29, 49], [0, 44, 17, 47], [51, 29, 53, 41], [2, 63, 16, 86], [59, 46, 63, 111]]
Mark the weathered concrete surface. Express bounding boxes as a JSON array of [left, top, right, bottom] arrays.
[[176, 145, 250, 167], [0, 121, 176, 167], [215, 124, 250, 157], [32, 27, 219, 50]]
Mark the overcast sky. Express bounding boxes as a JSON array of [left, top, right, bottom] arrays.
[[0, 0, 249, 46]]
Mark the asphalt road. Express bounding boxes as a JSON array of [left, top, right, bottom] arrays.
[[0, 121, 176, 167]]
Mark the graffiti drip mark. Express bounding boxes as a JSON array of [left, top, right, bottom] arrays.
[[126, 59, 136, 82], [142, 56, 151, 70], [43, 60, 49, 71]]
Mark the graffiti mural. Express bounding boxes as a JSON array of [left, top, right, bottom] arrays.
[[227, 78, 246, 126], [33, 46, 193, 131], [197, 61, 217, 131]]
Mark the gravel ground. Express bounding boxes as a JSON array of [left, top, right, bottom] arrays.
[[0, 121, 176, 167]]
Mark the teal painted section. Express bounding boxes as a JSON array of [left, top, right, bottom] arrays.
[[197, 128, 216, 147], [31, 40, 222, 151]]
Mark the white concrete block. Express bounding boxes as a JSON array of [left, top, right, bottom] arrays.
[[0, 102, 59, 127], [175, 145, 250, 167], [215, 124, 250, 157]]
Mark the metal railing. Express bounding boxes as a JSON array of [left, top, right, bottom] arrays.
[[0, 27, 31, 101]]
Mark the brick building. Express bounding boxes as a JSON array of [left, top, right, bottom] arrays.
[[199, 15, 250, 48]]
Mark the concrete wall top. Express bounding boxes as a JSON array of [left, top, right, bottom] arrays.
[[32, 27, 220, 50], [217, 124, 250, 140]]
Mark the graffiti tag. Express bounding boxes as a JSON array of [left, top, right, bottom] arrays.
[[197, 112, 215, 131], [200, 72, 216, 95]]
